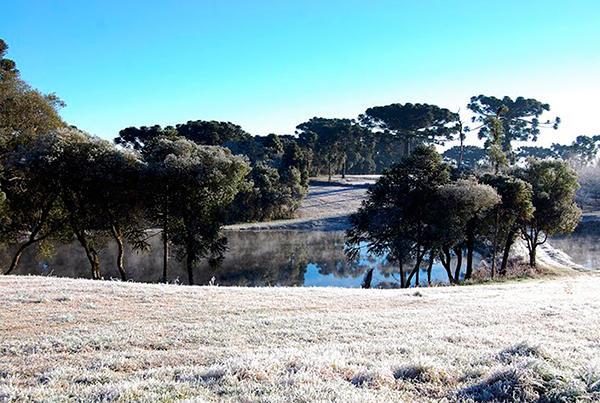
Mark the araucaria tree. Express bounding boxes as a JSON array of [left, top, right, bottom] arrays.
[[517, 160, 581, 266], [468, 95, 560, 163], [143, 137, 249, 285], [480, 174, 534, 275], [360, 103, 459, 157], [345, 146, 450, 288]]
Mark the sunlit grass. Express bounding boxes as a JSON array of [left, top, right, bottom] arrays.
[[1, 274, 600, 401]]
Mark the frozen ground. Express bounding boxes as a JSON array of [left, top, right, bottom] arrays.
[[226, 175, 375, 231], [2, 274, 600, 402]]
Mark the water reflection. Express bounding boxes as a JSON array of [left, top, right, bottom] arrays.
[[5, 230, 458, 287], [551, 217, 600, 269]]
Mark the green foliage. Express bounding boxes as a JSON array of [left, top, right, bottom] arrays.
[[443, 145, 487, 170], [517, 159, 581, 266], [143, 137, 250, 284], [116, 120, 251, 150], [346, 146, 450, 287], [360, 103, 459, 157], [468, 95, 560, 160], [0, 39, 64, 148], [296, 117, 369, 179], [480, 174, 534, 274], [552, 135, 600, 168]]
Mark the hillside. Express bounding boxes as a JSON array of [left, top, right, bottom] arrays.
[[2, 274, 600, 402]]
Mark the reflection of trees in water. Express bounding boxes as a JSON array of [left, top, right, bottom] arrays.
[[207, 231, 387, 285], [551, 219, 600, 269], [5, 229, 404, 286]]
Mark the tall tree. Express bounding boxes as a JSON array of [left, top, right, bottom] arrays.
[[468, 95, 560, 162], [296, 117, 353, 181], [552, 135, 600, 168], [1, 132, 68, 275], [360, 103, 459, 157], [434, 179, 500, 281], [517, 160, 581, 266], [346, 146, 450, 288], [0, 39, 65, 149], [143, 137, 249, 285], [480, 174, 534, 275]]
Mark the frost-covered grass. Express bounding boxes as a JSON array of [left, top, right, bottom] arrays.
[[1, 274, 600, 402]]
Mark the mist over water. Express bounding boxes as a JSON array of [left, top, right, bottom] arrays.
[[551, 216, 600, 269], [5, 230, 455, 287], [7, 214, 597, 286]]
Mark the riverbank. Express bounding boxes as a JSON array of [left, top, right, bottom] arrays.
[[226, 175, 593, 274], [225, 176, 375, 232], [2, 274, 600, 402]]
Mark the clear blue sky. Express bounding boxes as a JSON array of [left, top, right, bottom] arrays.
[[2, 1, 599, 145]]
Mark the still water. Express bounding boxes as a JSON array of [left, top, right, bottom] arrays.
[[9, 216, 597, 287], [550, 216, 600, 269], [8, 230, 456, 288]]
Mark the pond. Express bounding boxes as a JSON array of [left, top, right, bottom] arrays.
[[9, 217, 597, 287], [7, 230, 466, 288], [550, 215, 600, 269]]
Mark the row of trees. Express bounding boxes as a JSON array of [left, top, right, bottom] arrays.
[[292, 95, 572, 179], [116, 122, 310, 223], [2, 128, 251, 284], [118, 94, 582, 184], [444, 135, 600, 171], [0, 39, 298, 284], [346, 146, 581, 287]]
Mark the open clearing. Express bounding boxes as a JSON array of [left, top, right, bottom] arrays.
[[2, 274, 600, 402], [226, 176, 375, 231]]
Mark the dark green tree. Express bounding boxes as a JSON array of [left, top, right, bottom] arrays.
[[346, 146, 450, 288], [1, 132, 68, 275], [468, 95, 560, 161], [443, 145, 487, 170], [360, 103, 459, 157], [143, 137, 249, 285], [517, 160, 581, 266], [434, 179, 500, 281], [480, 174, 534, 276], [296, 117, 353, 180], [552, 135, 600, 168]]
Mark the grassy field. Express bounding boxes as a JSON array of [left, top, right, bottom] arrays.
[[2, 274, 600, 402]]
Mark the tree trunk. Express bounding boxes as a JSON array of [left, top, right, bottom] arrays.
[[399, 262, 406, 289], [162, 230, 169, 283], [110, 225, 127, 281], [328, 160, 332, 182], [361, 268, 374, 289], [74, 229, 101, 280], [5, 199, 55, 275], [5, 241, 33, 275], [439, 247, 454, 284], [458, 133, 464, 169], [453, 246, 463, 282], [427, 251, 434, 286], [465, 232, 475, 280], [529, 245, 537, 267], [341, 157, 347, 179], [186, 253, 194, 285], [500, 230, 515, 276], [403, 138, 410, 157], [415, 265, 420, 287], [406, 251, 424, 287]]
